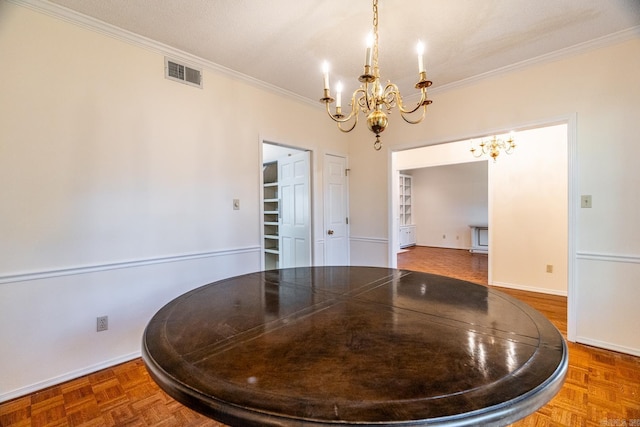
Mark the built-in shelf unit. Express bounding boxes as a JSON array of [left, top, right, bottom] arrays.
[[263, 162, 279, 269], [399, 173, 416, 248]]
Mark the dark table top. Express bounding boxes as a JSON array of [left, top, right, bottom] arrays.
[[142, 266, 567, 426]]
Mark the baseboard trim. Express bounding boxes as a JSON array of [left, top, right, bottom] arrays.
[[0, 246, 261, 285], [415, 244, 474, 252], [0, 352, 141, 403], [491, 280, 568, 297], [576, 336, 640, 357]]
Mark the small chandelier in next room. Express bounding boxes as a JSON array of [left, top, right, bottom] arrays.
[[320, 0, 433, 151], [470, 133, 516, 162]]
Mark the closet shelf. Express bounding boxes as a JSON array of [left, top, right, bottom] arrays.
[[263, 161, 280, 270]]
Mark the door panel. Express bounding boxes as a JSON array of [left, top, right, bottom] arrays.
[[279, 151, 311, 268], [324, 154, 349, 265]]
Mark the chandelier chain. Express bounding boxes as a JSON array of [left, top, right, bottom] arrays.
[[372, 0, 379, 73]]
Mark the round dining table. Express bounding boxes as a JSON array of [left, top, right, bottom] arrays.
[[142, 266, 567, 426]]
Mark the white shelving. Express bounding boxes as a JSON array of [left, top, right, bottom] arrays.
[[399, 174, 412, 226], [263, 162, 279, 269], [399, 174, 416, 248]]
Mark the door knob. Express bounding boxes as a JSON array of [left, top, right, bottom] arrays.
[[327, 230, 334, 235]]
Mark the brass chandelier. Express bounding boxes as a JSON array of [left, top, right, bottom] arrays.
[[320, 0, 433, 150], [470, 133, 516, 162]]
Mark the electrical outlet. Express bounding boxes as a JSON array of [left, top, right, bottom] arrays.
[[97, 316, 108, 332], [546, 265, 553, 273], [581, 195, 592, 208]]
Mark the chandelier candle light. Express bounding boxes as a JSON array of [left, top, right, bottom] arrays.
[[320, 0, 433, 151], [470, 132, 517, 162]]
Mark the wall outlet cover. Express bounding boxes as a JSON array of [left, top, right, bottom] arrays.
[[97, 316, 108, 332]]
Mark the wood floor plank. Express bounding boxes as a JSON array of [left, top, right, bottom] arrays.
[[1, 246, 638, 426]]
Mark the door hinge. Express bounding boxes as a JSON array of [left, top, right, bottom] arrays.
[[345, 168, 350, 176], [346, 217, 349, 225]]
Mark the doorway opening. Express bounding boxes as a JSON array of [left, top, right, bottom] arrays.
[[390, 123, 570, 299], [261, 142, 312, 270], [397, 161, 488, 253], [396, 161, 489, 284]]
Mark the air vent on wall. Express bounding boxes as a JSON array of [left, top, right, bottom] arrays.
[[165, 58, 202, 88]]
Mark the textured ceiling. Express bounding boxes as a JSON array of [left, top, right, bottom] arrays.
[[48, 0, 640, 102]]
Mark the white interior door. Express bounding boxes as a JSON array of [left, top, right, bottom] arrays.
[[279, 151, 311, 268], [324, 154, 349, 265]]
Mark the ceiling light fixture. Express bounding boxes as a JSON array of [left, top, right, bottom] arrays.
[[320, 0, 433, 151], [470, 133, 516, 162]]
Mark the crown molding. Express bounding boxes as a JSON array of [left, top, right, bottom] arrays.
[[7, 0, 319, 108], [429, 26, 640, 95], [9, 0, 640, 104]]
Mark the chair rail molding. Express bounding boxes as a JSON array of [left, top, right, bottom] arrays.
[[576, 251, 640, 264], [0, 246, 262, 285]]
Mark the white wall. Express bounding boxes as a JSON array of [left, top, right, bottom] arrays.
[[408, 162, 488, 250], [348, 134, 390, 266], [348, 35, 640, 355], [0, 2, 348, 401], [490, 125, 568, 296]]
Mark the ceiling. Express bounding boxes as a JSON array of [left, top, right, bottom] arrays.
[[48, 0, 640, 102]]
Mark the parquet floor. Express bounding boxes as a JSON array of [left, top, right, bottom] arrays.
[[1, 246, 639, 426]]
